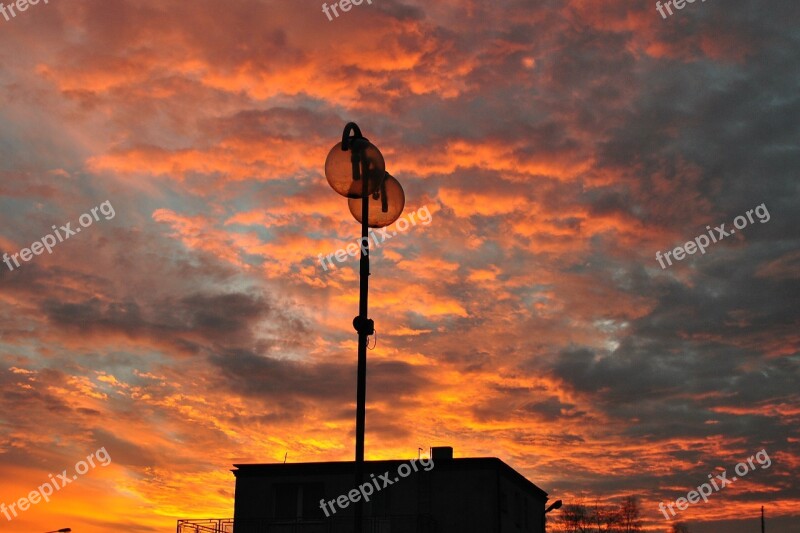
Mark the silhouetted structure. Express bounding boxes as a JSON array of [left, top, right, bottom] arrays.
[[228, 447, 550, 533], [324, 122, 406, 533]]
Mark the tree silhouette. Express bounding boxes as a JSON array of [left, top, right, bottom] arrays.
[[671, 523, 690, 533], [560, 502, 590, 533], [620, 496, 642, 532], [555, 496, 642, 533], [592, 499, 620, 532]]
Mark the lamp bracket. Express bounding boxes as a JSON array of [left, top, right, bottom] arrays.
[[342, 122, 364, 151], [353, 316, 375, 336]]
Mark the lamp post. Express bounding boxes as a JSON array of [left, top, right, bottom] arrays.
[[324, 123, 404, 533], [544, 499, 562, 532]]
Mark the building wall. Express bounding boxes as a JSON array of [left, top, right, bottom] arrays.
[[425, 466, 498, 532], [233, 460, 546, 533], [234, 470, 360, 520], [497, 473, 545, 533]]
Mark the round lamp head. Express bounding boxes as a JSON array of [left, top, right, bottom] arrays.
[[325, 140, 385, 199], [348, 174, 405, 228]]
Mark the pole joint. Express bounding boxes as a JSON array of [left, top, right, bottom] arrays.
[[353, 316, 374, 336]]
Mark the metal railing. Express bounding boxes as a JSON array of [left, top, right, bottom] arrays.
[[177, 518, 234, 533]]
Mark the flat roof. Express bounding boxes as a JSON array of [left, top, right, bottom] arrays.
[[233, 457, 548, 499]]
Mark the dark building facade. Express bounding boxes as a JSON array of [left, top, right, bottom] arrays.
[[231, 447, 550, 533]]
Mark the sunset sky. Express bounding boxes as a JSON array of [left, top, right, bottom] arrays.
[[1, 0, 798, 532]]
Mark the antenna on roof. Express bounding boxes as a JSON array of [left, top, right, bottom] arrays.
[[418, 447, 423, 460], [284, 452, 288, 464]]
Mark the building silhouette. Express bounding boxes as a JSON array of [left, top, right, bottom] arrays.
[[183, 447, 552, 533]]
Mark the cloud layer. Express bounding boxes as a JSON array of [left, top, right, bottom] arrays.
[[0, 0, 798, 531]]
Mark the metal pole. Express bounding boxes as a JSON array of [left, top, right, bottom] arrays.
[[761, 505, 765, 533], [353, 144, 370, 533]]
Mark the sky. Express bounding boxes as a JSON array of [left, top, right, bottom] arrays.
[[0, 0, 798, 532]]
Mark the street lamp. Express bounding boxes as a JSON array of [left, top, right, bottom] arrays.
[[324, 122, 405, 533], [544, 499, 562, 532]]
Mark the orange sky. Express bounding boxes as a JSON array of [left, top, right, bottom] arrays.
[[1, 0, 798, 532]]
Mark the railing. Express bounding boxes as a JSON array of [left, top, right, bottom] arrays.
[[177, 518, 234, 533], [178, 515, 436, 533]]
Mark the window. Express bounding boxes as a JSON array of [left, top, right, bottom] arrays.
[[302, 483, 325, 518], [274, 483, 298, 519], [273, 483, 325, 519]]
